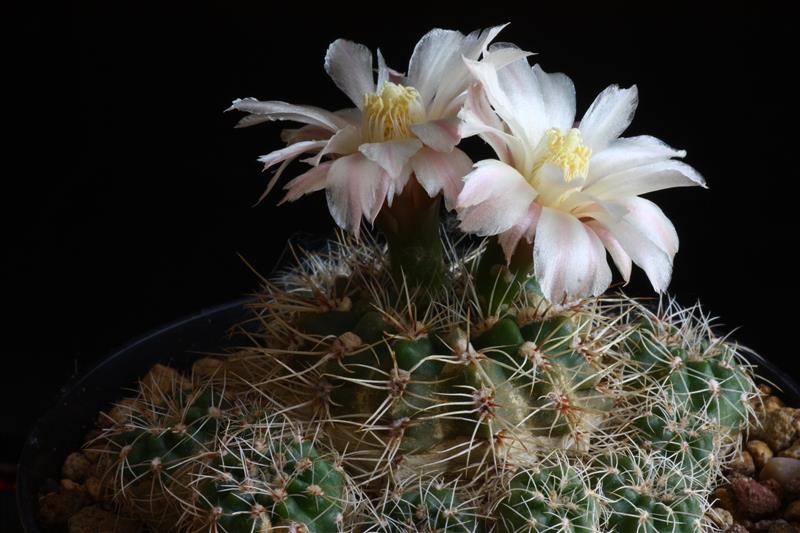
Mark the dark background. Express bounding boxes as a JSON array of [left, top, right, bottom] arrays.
[[3, 4, 793, 524]]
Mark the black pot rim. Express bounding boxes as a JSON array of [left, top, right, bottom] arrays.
[[15, 297, 800, 532]]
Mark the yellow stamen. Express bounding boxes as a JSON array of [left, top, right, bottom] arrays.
[[543, 128, 592, 181], [363, 82, 421, 142]]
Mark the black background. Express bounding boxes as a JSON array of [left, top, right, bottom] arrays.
[[4, 2, 794, 488]]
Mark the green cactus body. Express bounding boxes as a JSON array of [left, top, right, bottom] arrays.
[[669, 355, 750, 429], [626, 321, 751, 430], [461, 315, 611, 440], [290, 299, 614, 475], [305, 307, 448, 457], [337, 312, 444, 454], [104, 385, 228, 516], [97, 367, 351, 533], [375, 479, 483, 533], [633, 407, 718, 490], [198, 440, 345, 533], [598, 453, 704, 533], [495, 461, 599, 533]]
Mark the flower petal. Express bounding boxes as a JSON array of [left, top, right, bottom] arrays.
[[531, 64, 576, 133], [568, 196, 629, 222], [584, 159, 706, 199], [227, 98, 347, 131], [619, 197, 679, 257], [411, 146, 472, 210], [534, 207, 612, 303], [457, 160, 537, 235], [589, 205, 674, 293], [376, 48, 390, 91], [463, 55, 542, 151], [280, 125, 334, 145], [493, 56, 548, 147], [579, 85, 639, 151], [498, 202, 541, 261], [255, 159, 291, 205], [385, 164, 412, 207], [458, 84, 519, 165], [257, 140, 327, 171], [410, 118, 461, 153], [424, 25, 509, 119], [482, 43, 533, 70], [281, 162, 333, 203], [305, 125, 362, 166], [603, 217, 673, 293], [324, 39, 375, 109], [584, 220, 632, 283], [255, 140, 327, 200], [407, 29, 467, 112], [359, 139, 423, 178], [532, 162, 585, 207], [333, 108, 362, 126], [587, 135, 686, 182], [325, 153, 388, 238]]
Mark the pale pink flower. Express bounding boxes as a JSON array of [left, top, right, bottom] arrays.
[[229, 26, 506, 237], [457, 49, 705, 303]]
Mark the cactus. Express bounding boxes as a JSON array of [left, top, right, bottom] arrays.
[[234, 236, 759, 530], [94, 366, 230, 521], [630, 404, 721, 491], [622, 302, 754, 432], [465, 313, 613, 440], [193, 431, 348, 532], [493, 455, 600, 533], [92, 364, 356, 532], [367, 477, 483, 532], [76, 27, 768, 533], [84, 237, 761, 532], [597, 450, 707, 533], [239, 238, 630, 481]]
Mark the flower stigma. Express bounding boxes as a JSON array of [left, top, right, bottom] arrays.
[[363, 82, 423, 142]]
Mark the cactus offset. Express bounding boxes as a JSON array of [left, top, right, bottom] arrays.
[[597, 450, 707, 533], [623, 301, 755, 432], [493, 454, 600, 533], [367, 476, 483, 532], [91, 364, 359, 532], [193, 430, 348, 532], [93, 366, 230, 522]]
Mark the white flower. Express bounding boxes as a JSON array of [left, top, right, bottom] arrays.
[[457, 49, 705, 303], [229, 26, 507, 237]]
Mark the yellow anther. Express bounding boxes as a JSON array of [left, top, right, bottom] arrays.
[[362, 82, 422, 142], [543, 128, 592, 181]]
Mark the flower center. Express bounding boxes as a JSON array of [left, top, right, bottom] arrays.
[[363, 82, 422, 142], [542, 128, 592, 182]]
